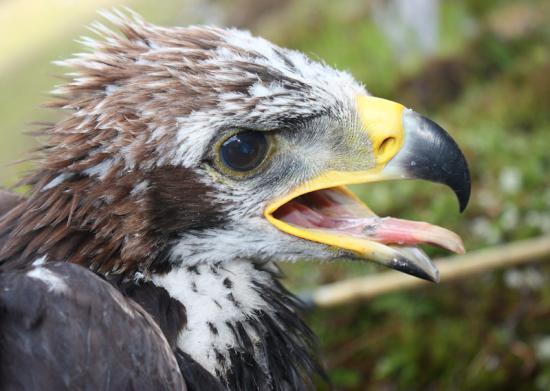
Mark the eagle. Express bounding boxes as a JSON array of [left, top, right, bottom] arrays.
[[0, 10, 470, 391]]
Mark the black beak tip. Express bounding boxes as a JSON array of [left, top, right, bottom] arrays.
[[454, 156, 471, 213], [457, 180, 471, 213], [388, 257, 440, 283]]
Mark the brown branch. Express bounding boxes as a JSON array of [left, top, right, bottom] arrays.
[[311, 235, 550, 308]]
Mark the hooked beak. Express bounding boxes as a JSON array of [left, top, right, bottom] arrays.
[[265, 96, 471, 282]]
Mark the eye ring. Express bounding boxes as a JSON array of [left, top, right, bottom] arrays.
[[215, 130, 271, 175]]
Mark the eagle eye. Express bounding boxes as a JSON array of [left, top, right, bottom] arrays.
[[219, 131, 269, 173]]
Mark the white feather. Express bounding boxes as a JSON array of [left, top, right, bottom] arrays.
[[27, 267, 68, 294]]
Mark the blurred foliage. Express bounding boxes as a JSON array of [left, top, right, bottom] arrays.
[[262, 0, 550, 389], [1, 0, 550, 389]]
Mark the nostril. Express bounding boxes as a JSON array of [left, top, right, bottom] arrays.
[[378, 137, 396, 155]]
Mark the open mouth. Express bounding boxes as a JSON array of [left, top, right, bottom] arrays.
[[264, 97, 470, 282], [266, 186, 465, 282]]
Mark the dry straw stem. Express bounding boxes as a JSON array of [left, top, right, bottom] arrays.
[[312, 235, 550, 308]]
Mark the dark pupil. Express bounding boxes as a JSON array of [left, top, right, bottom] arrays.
[[220, 131, 268, 172]]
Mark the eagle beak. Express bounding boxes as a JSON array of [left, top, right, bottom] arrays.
[[265, 96, 471, 282]]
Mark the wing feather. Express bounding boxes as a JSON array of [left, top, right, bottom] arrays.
[[0, 262, 186, 391]]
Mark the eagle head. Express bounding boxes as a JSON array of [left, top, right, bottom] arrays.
[[0, 10, 470, 389]]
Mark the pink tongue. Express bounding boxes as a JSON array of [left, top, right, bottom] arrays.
[[367, 217, 465, 254], [276, 201, 465, 254]]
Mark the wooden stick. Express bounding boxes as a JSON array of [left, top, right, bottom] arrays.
[[310, 235, 550, 308]]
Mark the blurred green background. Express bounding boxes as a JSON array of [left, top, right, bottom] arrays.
[[1, 0, 549, 389]]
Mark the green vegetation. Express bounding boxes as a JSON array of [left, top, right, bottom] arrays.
[[271, 1, 550, 389], [1, 0, 549, 389]]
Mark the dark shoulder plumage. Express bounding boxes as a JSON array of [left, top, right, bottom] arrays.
[[0, 261, 185, 391]]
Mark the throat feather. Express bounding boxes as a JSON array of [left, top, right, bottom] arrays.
[[152, 260, 324, 390]]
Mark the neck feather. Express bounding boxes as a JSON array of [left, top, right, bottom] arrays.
[[152, 260, 324, 390]]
